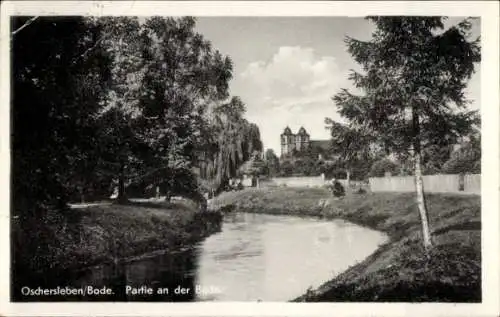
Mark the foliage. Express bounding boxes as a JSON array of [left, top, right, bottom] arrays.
[[332, 16, 480, 249], [369, 159, 400, 177], [422, 144, 454, 174], [293, 157, 319, 176], [264, 149, 280, 177], [442, 134, 481, 174], [239, 151, 267, 177], [334, 17, 480, 156], [12, 16, 111, 213], [279, 160, 295, 176], [11, 16, 114, 282], [199, 96, 263, 191], [325, 118, 374, 181]]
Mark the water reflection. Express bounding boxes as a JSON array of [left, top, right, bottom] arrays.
[[14, 247, 199, 302]]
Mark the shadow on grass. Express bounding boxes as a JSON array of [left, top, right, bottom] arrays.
[[304, 280, 481, 302], [113, 199, 195, 211], [432, 221, 481, 236]]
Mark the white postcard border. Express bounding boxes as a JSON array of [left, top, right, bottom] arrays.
[[1, 1, 498, 316]]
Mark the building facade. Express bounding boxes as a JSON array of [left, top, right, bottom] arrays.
[[280, 126, 311, 157]]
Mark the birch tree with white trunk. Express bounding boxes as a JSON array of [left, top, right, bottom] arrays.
[[333, 17, 480, 251]]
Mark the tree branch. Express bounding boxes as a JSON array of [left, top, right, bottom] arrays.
[[71, 34, 108, 65], [11, 16, 39, 36]]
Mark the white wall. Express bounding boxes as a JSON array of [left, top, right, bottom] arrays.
[[260, 175, 329, 188], [369, 174, 481, 194]]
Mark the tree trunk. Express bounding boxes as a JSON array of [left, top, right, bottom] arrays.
[[79, 186, 85, 204], [414, 151, 432, 250], [412, 107, 433, 251], [117, 162, 127, 203], [164, 191, 171, 203], [346, 169, 351, 190]]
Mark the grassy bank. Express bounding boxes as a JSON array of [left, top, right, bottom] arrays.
[[12, 200, 222, 279], [210, 187, 481, 302]]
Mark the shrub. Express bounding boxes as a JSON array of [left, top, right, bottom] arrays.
[[327, 181, 345, 197], [369, 159, 400, 177]]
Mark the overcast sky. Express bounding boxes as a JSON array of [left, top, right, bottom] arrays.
[[194, 17, 481, 154]]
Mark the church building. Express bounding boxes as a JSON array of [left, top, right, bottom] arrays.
[[280, 126, 310, 156], [280, 126, 331, 159]]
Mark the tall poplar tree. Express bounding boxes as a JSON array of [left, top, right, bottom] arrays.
[[333, 17, 480, 250]]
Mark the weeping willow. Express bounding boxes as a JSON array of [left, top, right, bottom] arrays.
[[198, 97, 262, 191]]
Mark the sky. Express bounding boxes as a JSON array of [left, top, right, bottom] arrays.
[[194, 17, 481, 154]]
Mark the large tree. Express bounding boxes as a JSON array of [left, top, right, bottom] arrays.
[[134, 17, 234, 201], [80, 16, 148, 203], [11, 16, 114, 278], [12, 16, 112, 212], [86, 16, 236, 202], [333, 17, 480, 250]]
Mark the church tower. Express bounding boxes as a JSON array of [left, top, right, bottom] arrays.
[[280, 126, 293, 156], [296, 126, 310, 151], [281, 126, 311, 157]]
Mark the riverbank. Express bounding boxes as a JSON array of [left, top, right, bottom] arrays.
[[210, 187, 481, 302], [12, 199, 222, 293]]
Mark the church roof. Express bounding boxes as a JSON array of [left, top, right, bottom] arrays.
[[282, 126, 292, 135], [297, 126, 309, 136]]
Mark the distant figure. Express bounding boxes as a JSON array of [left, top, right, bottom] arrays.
[[330, 178, 345, 198], [236, 179, 244, 191], [251, 176, 257, 187]]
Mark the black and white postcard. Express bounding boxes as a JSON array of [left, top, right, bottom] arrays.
[[1, 1, 499, 316]]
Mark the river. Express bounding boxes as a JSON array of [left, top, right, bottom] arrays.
[[18, 212, 388, 302]]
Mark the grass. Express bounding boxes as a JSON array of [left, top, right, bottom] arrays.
[[210, 187, 481, 302]]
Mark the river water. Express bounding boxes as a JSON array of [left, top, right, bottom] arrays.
[[17, 212, 388, 302], [193, 212, 388, 301]]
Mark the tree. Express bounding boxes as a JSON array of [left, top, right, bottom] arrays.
[[83, 16, 148, 203], [208, 96, 263, 190], [264, 149, 280, 176], [279, 160, 294, 176], [239, 151, 267, 178], [11, 16, 114, 277], [333, 17, 480, 251], [86, 17, 236, 202], [292, 157, 318, 176], [419, 144, 452, 175], [325, 118, 373, 187], [12, 16, 113, 211], [135, 17, 234, 201]]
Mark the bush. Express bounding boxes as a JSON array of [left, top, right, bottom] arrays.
[[369, 159, 400, 177], [327, 180, 345, 198], [279, 161, 294, 176]]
